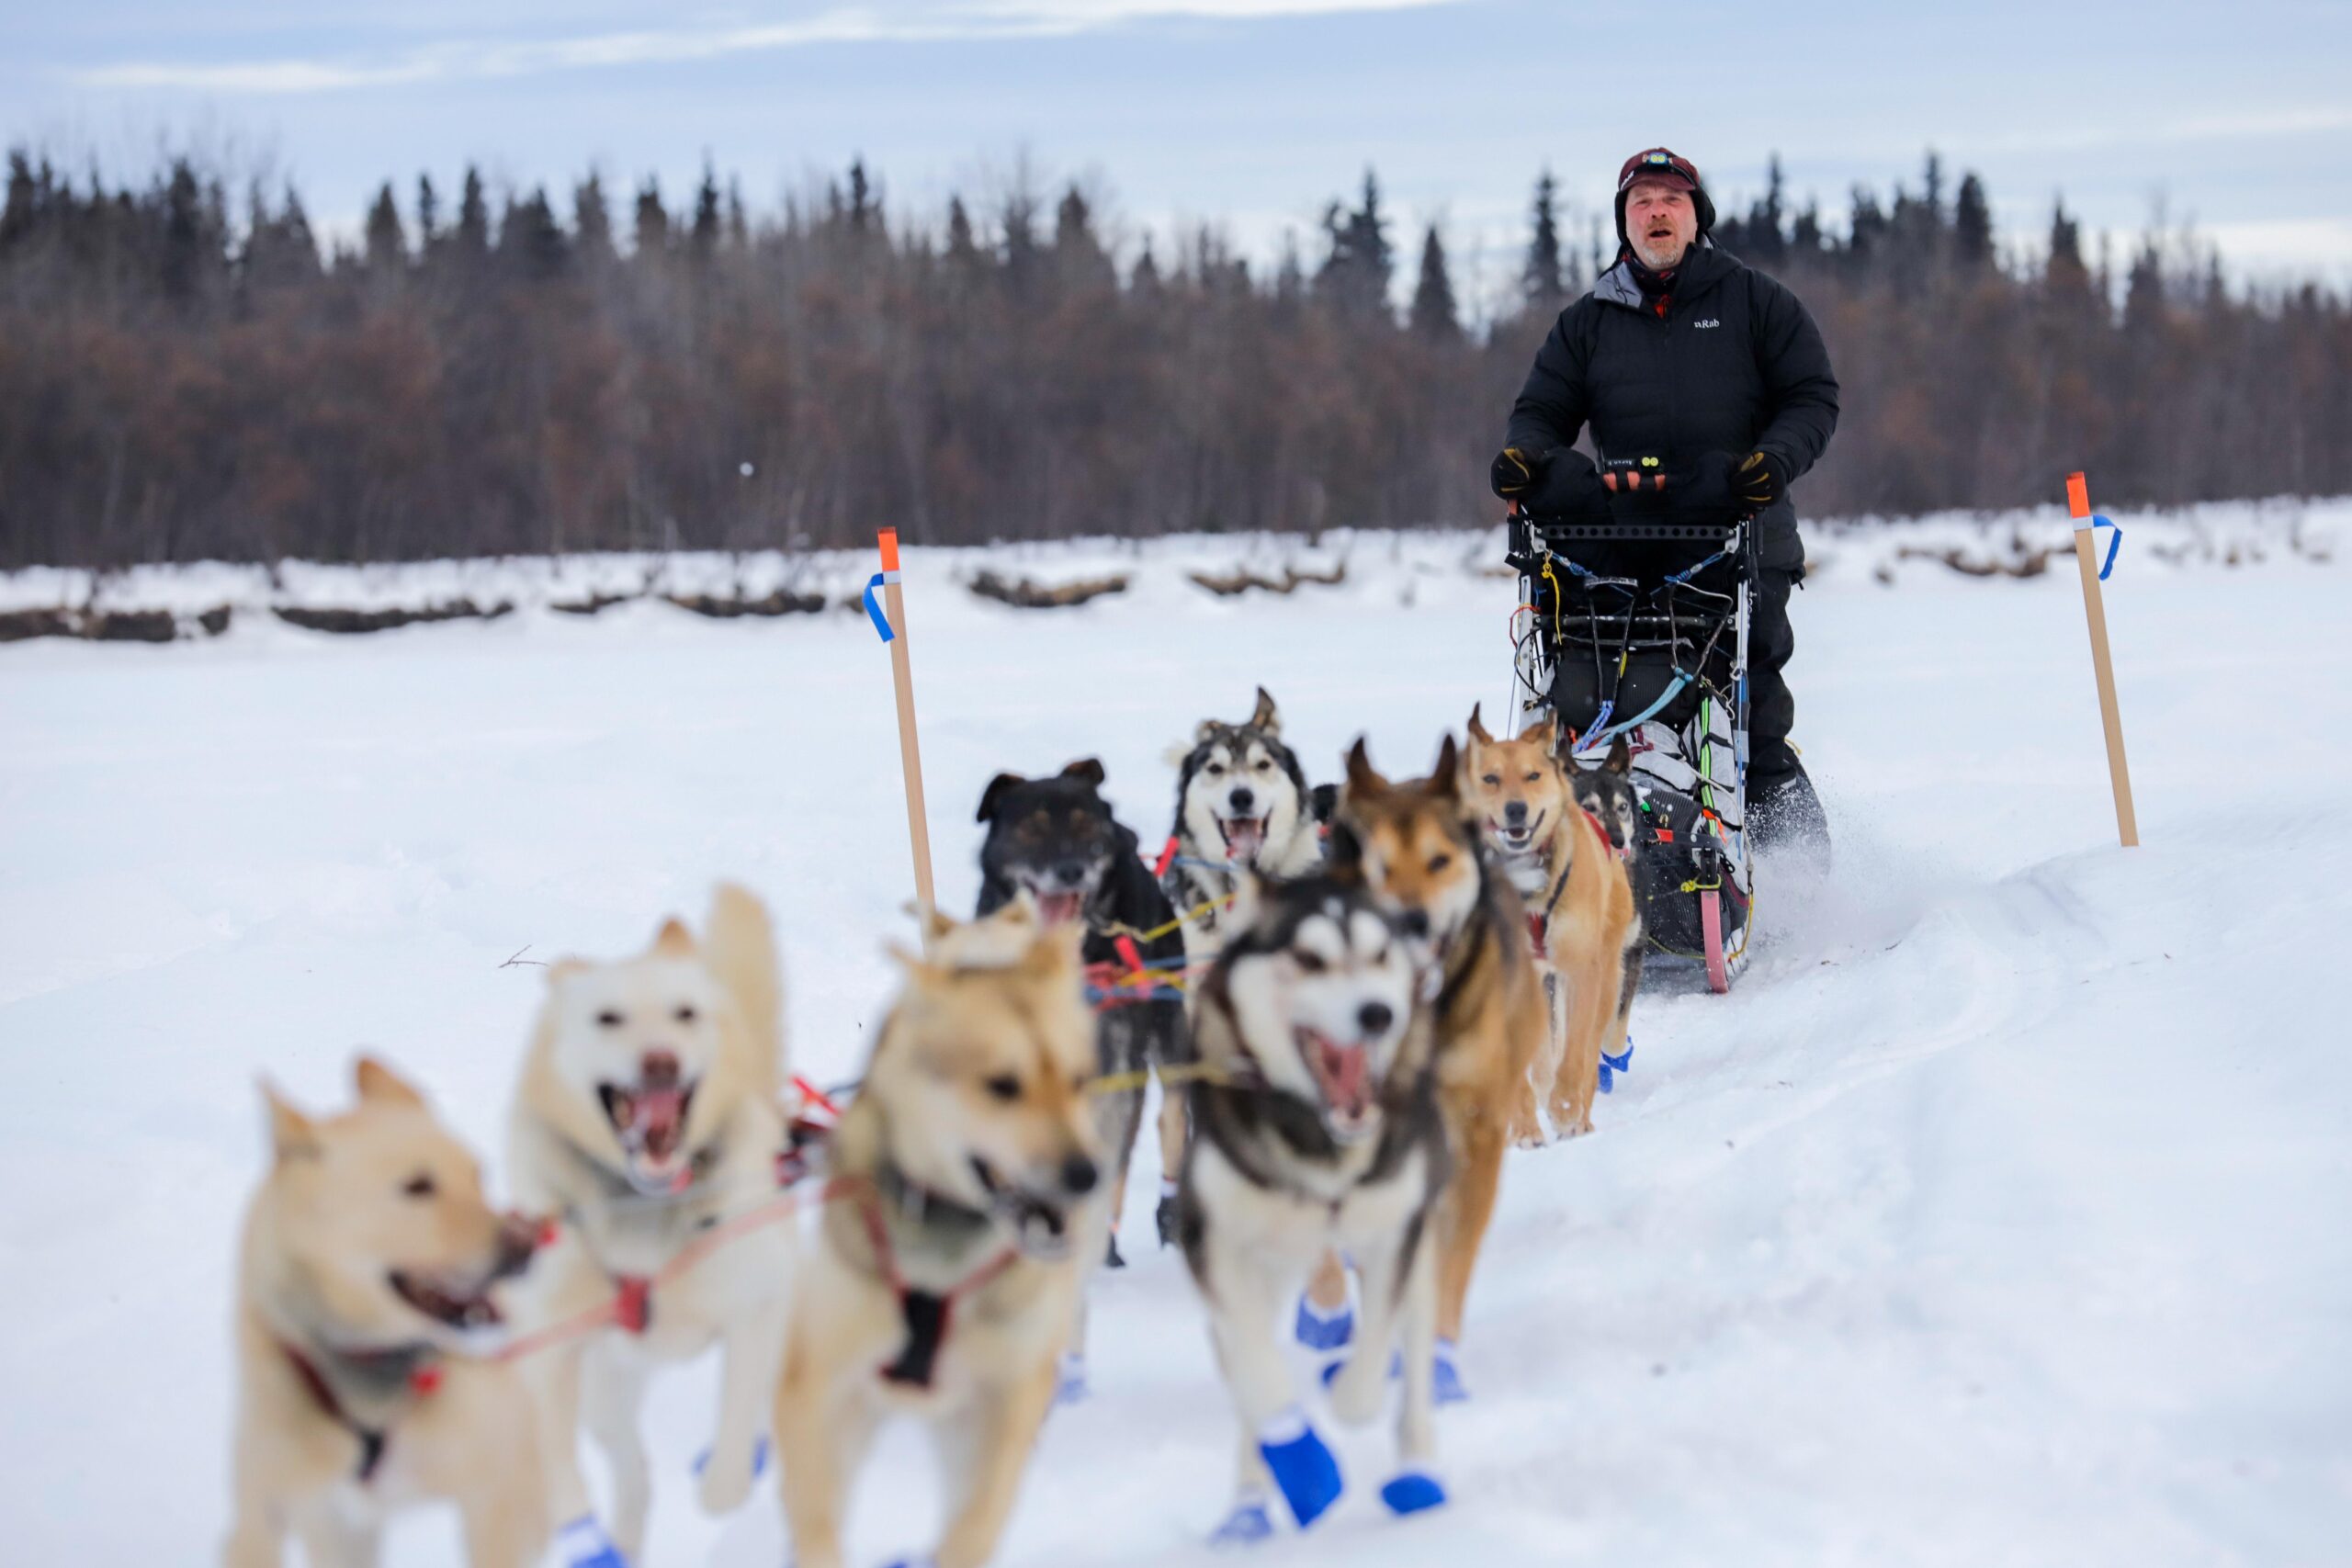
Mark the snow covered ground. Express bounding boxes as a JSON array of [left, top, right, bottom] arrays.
[[4, 511, 2349, 1565]]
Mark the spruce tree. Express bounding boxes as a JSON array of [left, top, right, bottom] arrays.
[[364, 181, 406, 270], [1523, 168, 1564, 309], [1410, 223, 1458, 338]]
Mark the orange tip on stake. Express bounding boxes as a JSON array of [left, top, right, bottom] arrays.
[[878, 526, 901, 573], [2065, 470, 2090, 520]]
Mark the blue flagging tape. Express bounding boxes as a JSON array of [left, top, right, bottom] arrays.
[[863, 571, 898, 642], [2090, 514, 2122, 580]]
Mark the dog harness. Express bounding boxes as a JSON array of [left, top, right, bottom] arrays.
[[277, 1340, 442, 1483], [1526, 808, 1622, 953], [852, 1175, 1020, 1390]]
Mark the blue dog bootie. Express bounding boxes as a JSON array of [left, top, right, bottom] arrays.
[[1294, 1292, 1355, 1353], [1379, 1469, 1450, 1517], [1599, 1036, 1634, 1094], [556, 1514, 628, 1568], [1432, 1338, 1468, 1405], [1207, 1491, 1277, 1547], [1054, 1349, 1089, 1405], [1256, 1405, 1344, 1528]]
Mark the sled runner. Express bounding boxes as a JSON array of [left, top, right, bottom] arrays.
[[1508, 469, 1756, 991]]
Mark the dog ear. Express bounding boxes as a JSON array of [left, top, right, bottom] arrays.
[[1250, 687, 1281, 736], [545, 956, 588, 985], [1308, 782, 1340, 825], [1023, 917, 1087, 980], [1464, 702, 1492, 747], [976, 772, 1027, 823], [260, 1081, 321, 1163], [1521, 714, 1557, 757], [651, 918, 695, 958], [1060, 757, 1107, 789], [1429, 734, 1463, 800], [884, 942, 948, 988], [1342, 737, 1385, 800], [354, 1055, 427, 1110], [1606, 735, 1633, 775]]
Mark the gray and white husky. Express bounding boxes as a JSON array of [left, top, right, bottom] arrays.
[[1154, 688, 1329, 1243], [1172, 867, 1450, 1542]]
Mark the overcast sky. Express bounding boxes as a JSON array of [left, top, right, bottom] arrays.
[[7, 0, 2348, 314]]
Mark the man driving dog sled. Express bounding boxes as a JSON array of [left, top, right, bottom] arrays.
[[1492, 146, 1838, 850]]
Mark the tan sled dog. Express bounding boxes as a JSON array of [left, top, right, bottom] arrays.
[[1334, 736, 1546, 1379], [225, 1057, 545, 1568], [1462, 705, 1639, 1138], [506, 884, 791, 1566], [776, 898, 1106, 1568]]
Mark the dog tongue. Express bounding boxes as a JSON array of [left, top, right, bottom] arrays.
[[1037, 891, 1085, 927], [1221, 818, 1266, 863], [1316, 1038, 1370, 1116], [636, 1086, 685, 1161]]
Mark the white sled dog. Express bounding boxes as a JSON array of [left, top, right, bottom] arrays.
[[505, 884, 792, 1568], [225, 1056, 546, 1568], [1174, 865, 1450, 1542], [1153, 686, 1328, 1242], [775, 898, 1107, 1568]]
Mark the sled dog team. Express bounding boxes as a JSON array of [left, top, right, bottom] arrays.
[[226, 691, 1646, 1568]]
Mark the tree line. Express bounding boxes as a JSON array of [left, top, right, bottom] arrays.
[[1, 148, 2345, 569]]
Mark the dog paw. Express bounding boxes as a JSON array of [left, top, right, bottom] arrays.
[[1433, 1341, 1468, 1406], [1379, 1469, 1449, 1517], [556, 1514, 629, 1568], [1054, 1350, 1089, 1405], [1207, 1495, 1276, 1547], [1293, 1294, 1354, 1353], [1256, 1409, 1343, 1528], [693, 1434, 766, 1515]]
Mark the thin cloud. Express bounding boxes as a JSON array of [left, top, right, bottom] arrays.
[[70, 0, 1472, 95]]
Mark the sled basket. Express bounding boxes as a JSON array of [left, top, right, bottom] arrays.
[[1509, 510, 1758, 991]]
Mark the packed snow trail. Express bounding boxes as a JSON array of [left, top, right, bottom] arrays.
[[2, 528, 2347, 1564]]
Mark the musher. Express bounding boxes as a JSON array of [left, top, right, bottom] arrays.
[[1492, 146, 1838, 850]]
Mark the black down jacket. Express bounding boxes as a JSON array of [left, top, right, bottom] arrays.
[[1504, 242, 1838, 569]]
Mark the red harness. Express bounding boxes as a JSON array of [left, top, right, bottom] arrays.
[[277, 1342, 442, 1483], [1527, 807, 1623, 954], [854, 1182, 1021, 1390]]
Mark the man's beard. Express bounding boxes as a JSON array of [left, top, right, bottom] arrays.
[[1633, 233, 1689, 270]]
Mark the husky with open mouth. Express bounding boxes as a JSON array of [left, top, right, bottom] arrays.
[[775, 898, 1105, 1568], [1153, 688, 1330, 1245], [1173, 866, 1450, 1540], [1462, 706, 1641, 1134], [225, 1056, 547, 1568], [504, 884, 792, 1568], [977, 759, 1186, 1283]]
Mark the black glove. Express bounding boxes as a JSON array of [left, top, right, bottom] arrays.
[[1736, 449, 1787, 510], [1490, 446, 1548, 499], [1520, 447, 1611, 523], [1680, 449, 1788, 519]]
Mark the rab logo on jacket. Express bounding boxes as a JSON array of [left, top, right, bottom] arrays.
[[1693, 318, 1721, 329]]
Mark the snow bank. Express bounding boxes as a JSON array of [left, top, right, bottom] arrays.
[[2, 497, 2344, 634]]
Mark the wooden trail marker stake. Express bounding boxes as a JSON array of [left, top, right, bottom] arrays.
[[2066, 471, 2139, 848], [874, 528, 940, 947]]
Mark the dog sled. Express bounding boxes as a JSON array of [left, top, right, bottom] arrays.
[[1507, 464, 1757, 992]]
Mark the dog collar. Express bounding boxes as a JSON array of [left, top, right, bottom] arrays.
[[277, 1339, 443, 1483]]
